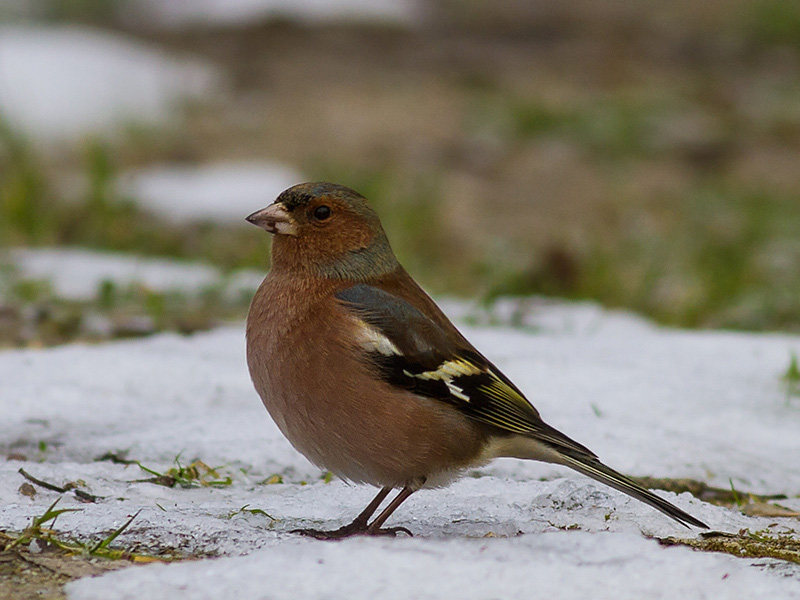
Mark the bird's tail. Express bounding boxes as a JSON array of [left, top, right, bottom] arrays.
[[556, 448, 708, 529]]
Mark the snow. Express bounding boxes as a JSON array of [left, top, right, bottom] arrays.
[[120, 0, 421, 29], [5, 248, 264, 301], [0, 26, 216, 142], [66, 534, 798, 600], [117, 162, 303, 223], [0, 301, 797, 598]]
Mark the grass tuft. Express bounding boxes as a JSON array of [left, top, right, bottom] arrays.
[[4, 498, 81, 551], [225, 505, 276, 521], [134, 455, 233, 489], [782, 352, 800, 401], [660, 529, 800, 565], [3, 498, 171, 562]]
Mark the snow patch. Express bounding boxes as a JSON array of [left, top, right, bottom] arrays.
[[6, 248, 264, 300], [117, 162, 303, 223], [120, 0, 421, 29], [67, 533, 800, 600], [0, 26, 216, 142], [0, 304, 797, 597]]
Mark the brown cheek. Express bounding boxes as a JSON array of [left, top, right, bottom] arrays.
[[328, 216, 373, 251], [296, 219, 368, 260], [352, 221, 374, 249]]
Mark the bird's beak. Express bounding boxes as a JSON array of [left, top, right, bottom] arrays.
[[246, 203, 299, 236]]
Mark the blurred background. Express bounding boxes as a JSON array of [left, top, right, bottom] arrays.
[[1, 0, 800, 346]]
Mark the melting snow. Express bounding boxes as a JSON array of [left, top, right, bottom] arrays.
[[0, 26, 216, 141], [120, 0, 421, 29], [116, 162, 303, 223], [0, 301, 797, 598]]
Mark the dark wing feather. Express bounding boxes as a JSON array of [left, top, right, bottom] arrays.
[[335, 284, 595, 458]]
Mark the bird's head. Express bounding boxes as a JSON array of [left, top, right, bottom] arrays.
[[247, 182, 400, 280]]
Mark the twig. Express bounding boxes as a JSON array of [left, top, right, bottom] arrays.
[[18, 468, 101, 503], [18, 468, 67, 493], [74, 489, 100, 503]]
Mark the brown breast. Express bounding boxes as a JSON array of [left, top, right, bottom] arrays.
[[245, 272, 488, 488]]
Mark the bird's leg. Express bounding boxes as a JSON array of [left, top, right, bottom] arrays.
[[341, 486, 392, 531], [293, 486, 393, 540], [365, 485, 416, 537]]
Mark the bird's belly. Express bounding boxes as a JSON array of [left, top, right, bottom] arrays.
[[249, 322, 486, 487]]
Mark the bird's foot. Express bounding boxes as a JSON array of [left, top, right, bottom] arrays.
[[292, 523, 413, 540]]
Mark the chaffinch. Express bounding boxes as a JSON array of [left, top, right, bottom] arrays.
[[245, 182, 707, 539]]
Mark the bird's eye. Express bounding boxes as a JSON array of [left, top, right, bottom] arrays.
[[313, 205, 332, 221]]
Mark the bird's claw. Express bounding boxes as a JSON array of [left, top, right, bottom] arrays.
[[370, 526, 413, 537]]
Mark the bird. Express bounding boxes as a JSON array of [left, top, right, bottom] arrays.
[[245, 181, 708, 539]]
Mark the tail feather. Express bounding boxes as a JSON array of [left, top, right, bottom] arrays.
[[558, 451, 708, 529]]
